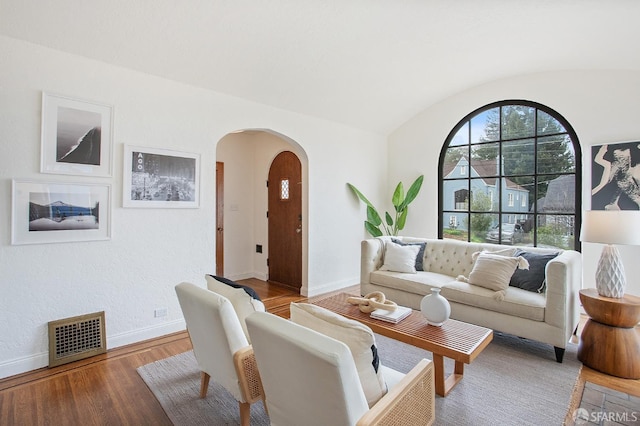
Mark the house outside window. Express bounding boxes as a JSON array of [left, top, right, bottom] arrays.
[[449, 216, 458, 229], [439, 100, 582, 250], [454, 189, 469, 210]]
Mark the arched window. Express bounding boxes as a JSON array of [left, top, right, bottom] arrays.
[[439, 100, 582, 250]]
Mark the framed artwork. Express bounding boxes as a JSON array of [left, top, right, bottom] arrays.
[[41, 92, 113, 177], [123, 145, 200, 208], [12, 180, 111, 245], [591, 141, 640, 210]]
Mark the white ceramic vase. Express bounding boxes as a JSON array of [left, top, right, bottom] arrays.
[[420, 288, 451, 326]]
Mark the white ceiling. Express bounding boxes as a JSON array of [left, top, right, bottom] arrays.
[[2, 0, 640, 135]]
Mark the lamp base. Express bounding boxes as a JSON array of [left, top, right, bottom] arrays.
[[595, 245, 626, 298]]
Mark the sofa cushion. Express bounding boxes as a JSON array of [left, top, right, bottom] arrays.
[[509, 250, 559, 293], [417, 239, 511, 276], [205, 274, 266, 341], [391, 238, 426, 271], [380, 241, 420, 274], [370, 270, 454, 295], [440, 281, 546, 322], [460, 251, 529, 299], [289, 302, 387, 407]]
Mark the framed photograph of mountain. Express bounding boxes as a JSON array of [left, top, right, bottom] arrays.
[[591, 141, 640, 210], [123, 145, 200, 208], [12, 180, 111, 245], [40, 92, 113, 177]]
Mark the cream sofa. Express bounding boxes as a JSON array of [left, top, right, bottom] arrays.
[[360, 236, 582, 362]]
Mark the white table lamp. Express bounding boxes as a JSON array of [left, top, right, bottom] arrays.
[[580, 210, 640, 298]]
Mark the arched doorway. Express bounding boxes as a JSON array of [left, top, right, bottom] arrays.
[[267, 151, 302, 291], [215, 129, 308, 294]]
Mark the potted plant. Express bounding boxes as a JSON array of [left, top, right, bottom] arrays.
[[348, 175, 424, 237]]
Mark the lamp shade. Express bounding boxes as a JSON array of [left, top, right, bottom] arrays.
[[580, 210, 640, 246]]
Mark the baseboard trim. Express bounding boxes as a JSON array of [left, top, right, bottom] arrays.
[[227, 272, 268, 282], [0, 353, 49, 380], [304, 278, 359, 297], [107, 319, 186, 349], [0, 319, 186, 380]]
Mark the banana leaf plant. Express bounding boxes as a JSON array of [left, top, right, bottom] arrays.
[[348, 175, 424, 237]]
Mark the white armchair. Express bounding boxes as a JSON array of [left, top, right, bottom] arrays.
[[175, 282, 264, 426], [246, 311, 435, 426]]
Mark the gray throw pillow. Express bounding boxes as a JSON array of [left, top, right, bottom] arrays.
[[509, 250, 559, 293]]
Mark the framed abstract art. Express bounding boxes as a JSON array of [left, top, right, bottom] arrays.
[[591, 141, 640, 210], [40, 92, 113, 177]]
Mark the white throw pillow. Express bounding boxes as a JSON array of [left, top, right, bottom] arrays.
[[379, 241, 420, 274], [457, 251, 529, 300], [204, 275, 266, 341], [485, 247, 518, 257], [289, 302, 387, 407]]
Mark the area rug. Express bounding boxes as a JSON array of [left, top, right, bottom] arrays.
[[137, 332, 580, 425]]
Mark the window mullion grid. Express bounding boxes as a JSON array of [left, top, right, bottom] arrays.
[[533, 108, 538, 247], [466, 136, 471, 242], [497, 107, 503, 243], [441, 101, 579, 250]]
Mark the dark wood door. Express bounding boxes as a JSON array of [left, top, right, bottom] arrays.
[[268, 151, 302, 291], [216, 161, 224, 276]]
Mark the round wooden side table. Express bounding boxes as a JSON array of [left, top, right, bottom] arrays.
[[577, 288, 640, 379]]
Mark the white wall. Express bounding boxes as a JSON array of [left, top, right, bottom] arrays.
[[388, 70, 640, 297], [0, 35, 387, 378]]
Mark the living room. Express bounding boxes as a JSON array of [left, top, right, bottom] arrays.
[[1, 1, 640, 424]]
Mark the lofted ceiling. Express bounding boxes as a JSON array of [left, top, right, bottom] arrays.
[[2, 0, 640, 135]]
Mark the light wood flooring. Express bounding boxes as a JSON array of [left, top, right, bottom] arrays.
[[0, 279, 345, 425]]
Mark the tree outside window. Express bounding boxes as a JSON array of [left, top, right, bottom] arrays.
[[439, 101, 582, 250]]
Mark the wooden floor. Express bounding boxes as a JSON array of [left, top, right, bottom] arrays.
[[0, 279, 629, 425], [0, 279, 321, 426]]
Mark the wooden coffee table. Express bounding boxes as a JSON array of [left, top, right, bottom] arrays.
[[312, 292, 493, 397]]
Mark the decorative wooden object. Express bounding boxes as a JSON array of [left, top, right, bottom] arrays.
[[313, 292, 493, 397], [577, 288, 640, 379]]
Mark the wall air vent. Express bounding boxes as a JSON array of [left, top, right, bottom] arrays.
[[48, 311, 106, 367]]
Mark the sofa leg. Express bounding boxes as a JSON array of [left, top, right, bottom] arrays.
[[570, 324, 580, 344], [554, 346, 565, 363]]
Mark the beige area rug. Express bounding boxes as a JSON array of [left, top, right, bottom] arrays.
[[137, 332, 580, 425]]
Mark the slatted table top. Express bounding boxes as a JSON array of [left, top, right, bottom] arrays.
[[312, 292, 493, 363]]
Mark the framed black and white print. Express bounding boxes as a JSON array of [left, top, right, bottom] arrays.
[[12, 180, 111, 245], [40, 92, 113, 177], [591, 141, 640, 210], [123, 145, 200, 208]]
